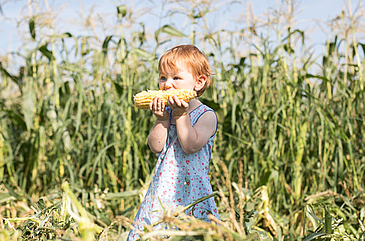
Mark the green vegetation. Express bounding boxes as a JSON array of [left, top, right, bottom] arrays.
[[0, 0, 364, 240]]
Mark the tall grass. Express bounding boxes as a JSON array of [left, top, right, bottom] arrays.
[[0, 0, 364, 240]]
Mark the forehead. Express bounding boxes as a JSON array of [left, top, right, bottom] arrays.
[[159, 59, 190, 75]]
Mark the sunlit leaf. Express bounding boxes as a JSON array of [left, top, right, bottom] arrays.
[[22, 79, 36, 130]]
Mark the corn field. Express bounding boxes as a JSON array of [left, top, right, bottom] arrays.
[[0, 0, 364, 240]]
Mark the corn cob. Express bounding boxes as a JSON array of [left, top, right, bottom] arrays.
[[134, 89, 197, 110]]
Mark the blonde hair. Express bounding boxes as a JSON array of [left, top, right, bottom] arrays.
[[158, 45, 213, 97]]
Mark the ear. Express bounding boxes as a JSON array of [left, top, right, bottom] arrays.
[[194, 74, 207, 92]]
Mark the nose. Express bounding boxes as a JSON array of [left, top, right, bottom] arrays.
[[164, 77, 173, 89]]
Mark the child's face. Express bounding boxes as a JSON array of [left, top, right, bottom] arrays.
[[158, 61, 196, 91]]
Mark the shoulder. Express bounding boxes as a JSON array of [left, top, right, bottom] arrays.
[[192, 104, 216, 121], [192, 105, 217, 135]]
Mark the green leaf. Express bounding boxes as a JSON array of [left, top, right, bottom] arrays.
[[305, 73, 329, 82], [0, 62, 21, 90], [244, 232, 260, 241], [130, 48, 154, 59], [104, 190, 139, 200], [39, 44, 54, 61], [73, 75, 84, 134], [61, 63, 87, 73], [113, 81, 124, 97], [161, 25, 186, 37], [324, 207, 332, 234], [51, 32, 72, 39], [62, 128, 72, 153], [0, 193, 16, 204], [29, 16, 36, 39], [155, 25, 186, 42], [258, 170, 271, 186], [23, 79, 36, 131], [303, 232, 327, 241], [357, 42, 365, 56], [102, 35, 113, 57], [5, 109, 27, 130]]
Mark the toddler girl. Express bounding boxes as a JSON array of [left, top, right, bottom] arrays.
[[127, 44, 220, 240]]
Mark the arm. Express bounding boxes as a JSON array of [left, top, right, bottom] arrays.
[[147, 97, 169, 154], [148, 119, 169, 154], [175, 111, 216, 154], [168, 96, 216, 154]]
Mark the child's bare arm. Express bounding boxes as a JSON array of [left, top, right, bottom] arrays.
[[148, 119, 169, 153], [175, 111, 216, 154], [147, 97, 169, 153], [168, 96, 216, 154]]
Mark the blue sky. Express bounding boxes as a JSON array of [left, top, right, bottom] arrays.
[[0, 0, 362, 57]]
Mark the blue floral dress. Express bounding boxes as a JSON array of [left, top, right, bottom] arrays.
[[127, 104, 220, 241]]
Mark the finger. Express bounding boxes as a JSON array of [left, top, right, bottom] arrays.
[[154, 97, 159, 111], [150, 97, 157, 110], [168, 96, 175, 107], [180, 99, 188, 108], [172, 95, 181, 106], [149, 99, 153, 110], [157, 98, 161, 110]]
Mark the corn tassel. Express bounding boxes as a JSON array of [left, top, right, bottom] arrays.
[[134, 89, 197, 110]]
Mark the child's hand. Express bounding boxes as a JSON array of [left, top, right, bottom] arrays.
[[149, 97, 169, 121], [168, 95, 189, 117]]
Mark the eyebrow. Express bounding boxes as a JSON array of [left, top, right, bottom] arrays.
[[159, 71, 178, 77]]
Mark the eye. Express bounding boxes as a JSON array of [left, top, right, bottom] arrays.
[[173, 76, 181, 80], [159, 76, 167, 81]]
